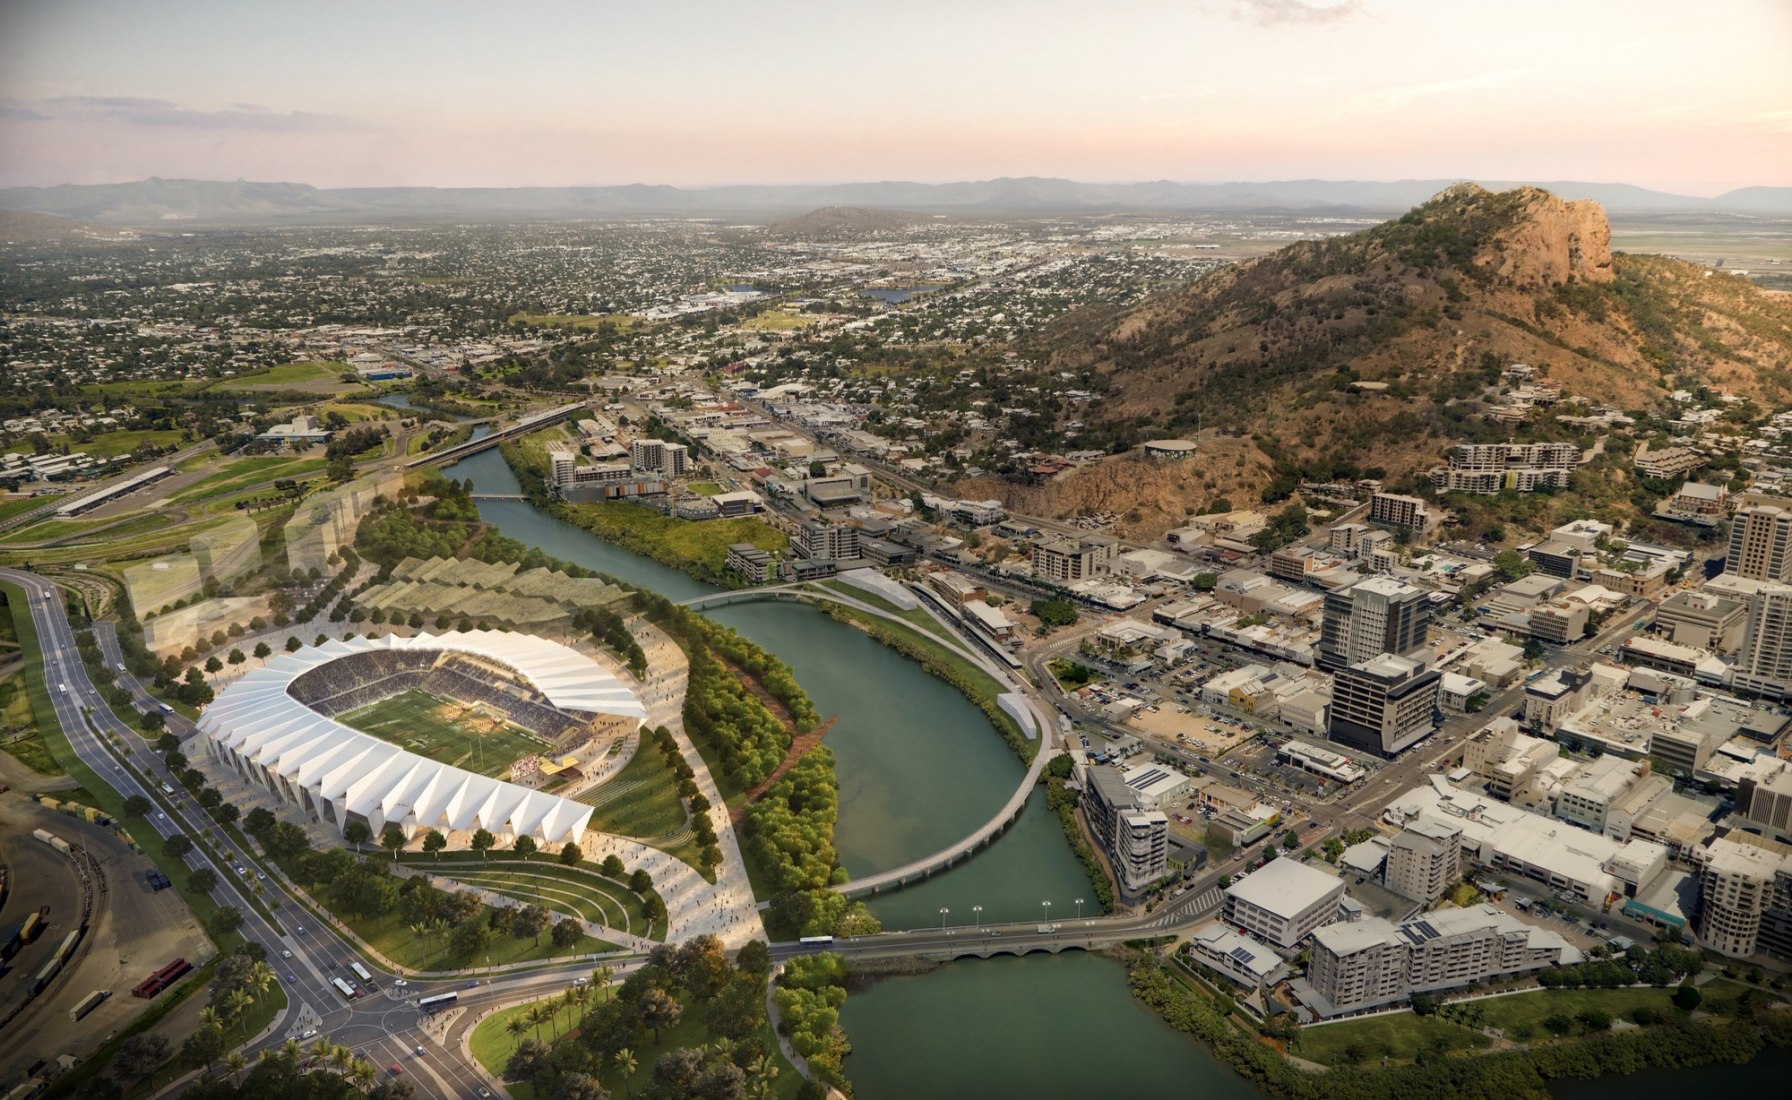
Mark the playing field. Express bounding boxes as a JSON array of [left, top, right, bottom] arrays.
[[338, 690, 545, 778]]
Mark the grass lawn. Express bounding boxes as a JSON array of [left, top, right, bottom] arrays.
[[338, 689, 548, 778], [0, 497, 45, 524], [37, 429, 185, 460], [576, 741, 707, 875], [470, 991, 600, 1079], [509, 312, 635, 331], [167, 457, 326, 504], [1299, 1011, 1490, 1065], [76, 378, 208, 399], [1474, 986, 1683, 1035], [812, 580, 955, 642], [216, 361, 364, 394], [316, 401, 395, 423], [1048, 659, 1100, 689], [338, 900, 616, 971], [427, 866, 662, 940], [558, 500, 787, 576], [1, 665, 63, 775], [686, 482, 724, 496], [470, 984, 801, 1099]]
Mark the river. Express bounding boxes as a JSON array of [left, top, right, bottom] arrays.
[[440, 443, 1260, 1094]]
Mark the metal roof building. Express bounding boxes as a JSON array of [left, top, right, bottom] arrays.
[[197, 631, 646, 846]]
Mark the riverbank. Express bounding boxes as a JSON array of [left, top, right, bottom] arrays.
[[1126, 957, 1792, 1100]]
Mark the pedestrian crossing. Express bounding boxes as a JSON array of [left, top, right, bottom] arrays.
[[1148, 885, 1224, 928]]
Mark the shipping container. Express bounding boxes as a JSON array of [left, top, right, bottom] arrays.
[[68, 989, 109, 1022]]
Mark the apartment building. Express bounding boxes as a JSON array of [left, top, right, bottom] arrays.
[[1689, 831, 1792, 959], [725, 543, 777, 583], [1429, 442, 1580, 495], [795, 520, 861, 562], [1725, 504, 1792, 582], [1735, 757, 1792, 845], [1732, 583, 1792, 700], [1384, 819, 1463, 903], [1222, 858, 1345, 948], [1084, 766, 1170, 897], [1367, 492, 1434, 533], [1188, 924, 1290, 993], [1655, 590, 1747, 652], [1555, 757, 1651, 834], [1306, 905, 1580, 1016], [1328, 654, 1440, 757], [1033, 534, 1113, 583]]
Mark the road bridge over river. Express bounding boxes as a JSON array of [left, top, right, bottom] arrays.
[[406, 401, 588, 469]]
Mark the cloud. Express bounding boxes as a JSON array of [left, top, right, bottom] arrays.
[[1234, 0, 1366, 25], [6, 96, 371, 133], [1349, 69, 1532, 115]]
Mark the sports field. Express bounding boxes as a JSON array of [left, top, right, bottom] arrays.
[[338, 689, 545, 777]]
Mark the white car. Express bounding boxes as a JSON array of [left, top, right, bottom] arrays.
[[281, 949, 293, 959], [393, 979, 408, 987], [301, 1029, 318, 1040]]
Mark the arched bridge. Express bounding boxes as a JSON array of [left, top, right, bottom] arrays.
[[677, 583, 1055, 899]]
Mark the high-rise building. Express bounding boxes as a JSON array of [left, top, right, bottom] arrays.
[[629, 438, 665, 473], [1384, 819, 1463, 903], [1083, 766, 1169, 897], [1733, 584, 1792, 700], [1726, 505, 1792, 582], [1318, 576, 1432, 671], [1367, 492, 1434, 533], [1328, 654, 1440, 756], [1688, 832, 1792, 959], [795, 520, 860, 562], [1032, 535, 1113, 584]]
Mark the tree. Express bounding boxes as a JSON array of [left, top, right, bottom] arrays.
[[124, 794, 152, 817], [253, 641, 272, 659], [450, 919, 492, 962], [1029, 598, 1078, 628], [181, 1025, 228, 1072], [600, 853, 626, 878], [514, 835, 538, 860], [215, 803, 240, 827], [515, 904, 551, 945], [164, 834, 194, 859], [244, 807, 276, 836], [190, 867, 218, 893], [629, 868, 653, 894], [156, 732, 182, 753], [652, 1046, 702, 1089], [552, 917, 583, 949], [344, 821, 372, 851], [736, 938, 772, 977], [559, 840, 583, 868], [115, 1033, 171, 1088], [205, 655, 224, 673], [1674, 981, 1702, 1010], [423, 829, 448, 860], [381, 824, 408, 859], [637, 986, 682, 1044], [1493, 549, 1535, 581], [227, 648, 246, 665], [285, 636, 303, 652], [555, 1073, 610, 1100], [504, 1038, 549, 1083], [471, 828, 495, 859], [209, 906, 244, 937], [140, 709, 166, 732]]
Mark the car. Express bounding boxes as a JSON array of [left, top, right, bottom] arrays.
[[256, 871, 267, 880], [465, 979, 479, 988], [297, 926, 307, 935], [235, 865, 248, 876], [572, 977, 588, 985], [988, 931, 1002, 937], [393, 979, 408, 987], [155, 812, 165, 820], [281, 949, 293, 959], [389, 1065, 403, 1077], [286, 972, 297, 983], [479, 1091, 492, 1099], [301, 1029, 318, 1040], [414, 1045, 426, 1057]]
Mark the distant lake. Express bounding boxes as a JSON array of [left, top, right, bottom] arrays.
[[861, 284, 945, 304]]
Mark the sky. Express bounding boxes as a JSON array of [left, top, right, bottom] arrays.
[[1, 0, 1788, 193]]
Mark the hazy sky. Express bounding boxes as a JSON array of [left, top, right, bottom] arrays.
[[2, 0, 1788, 192]]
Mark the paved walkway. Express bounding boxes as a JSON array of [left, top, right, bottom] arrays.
[[390, 863, 656, 952]]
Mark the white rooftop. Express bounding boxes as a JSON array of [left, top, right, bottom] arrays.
[[1224, 857, 1344, 919]]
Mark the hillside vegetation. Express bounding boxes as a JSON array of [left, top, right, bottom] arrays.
[[1028, 185, 1792, 531]]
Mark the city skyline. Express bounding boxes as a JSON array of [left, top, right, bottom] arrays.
[[2, 0, 1789, 193]]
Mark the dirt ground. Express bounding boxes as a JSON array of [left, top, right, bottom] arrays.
[[1125, 706, 1251, 755], [0, 794, 213, 1086]]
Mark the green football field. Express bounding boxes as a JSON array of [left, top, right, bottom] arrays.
[[338, 690, 546, 778]]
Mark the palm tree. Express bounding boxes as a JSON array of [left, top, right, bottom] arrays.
[[225, 1051, 249, 1085], [593, 962, 615, 1002], [710, 1037, 736, 1062], [612, 1048, 637, 1097], [350, 1059, 377, 1093], [199, 1006, 223, 1033], [527, 1004, 548, 1041], [279, 1039, 302, 1062], [247, 961, 277, 996], [506, 1015, 530, 1047], [226, 988, 256, 1038], [327, 1044, 355, 1076]]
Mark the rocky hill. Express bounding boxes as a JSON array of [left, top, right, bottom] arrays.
[[1021, 184, 1792, 532]]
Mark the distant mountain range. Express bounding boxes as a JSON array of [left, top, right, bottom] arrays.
[[0, 176, 1786, 226]]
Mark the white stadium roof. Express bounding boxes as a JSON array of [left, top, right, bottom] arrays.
[[198, 631, 646, 844]]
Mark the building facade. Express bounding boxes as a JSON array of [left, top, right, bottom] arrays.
[[1328, 654, 1440, 756], [1317, 576, 1432, 671]]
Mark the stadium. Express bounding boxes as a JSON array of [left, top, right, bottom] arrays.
[[197, 631, 647, 847]]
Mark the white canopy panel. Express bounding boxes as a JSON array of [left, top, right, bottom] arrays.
[[198, 631, 646, 844]]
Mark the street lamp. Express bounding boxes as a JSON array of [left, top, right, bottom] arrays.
[[1075, 898, 1085, 921], [972, 905, 983, 931], [939, 907, 950, 931], [1041, 900, 1051, 928]]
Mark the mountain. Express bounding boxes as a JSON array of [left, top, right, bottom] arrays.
[[988, 184, 1792, 535], [1, 176, 1785, 225]]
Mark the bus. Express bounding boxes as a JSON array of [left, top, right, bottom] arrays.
[[797, 935, 834, 948], [417, 992, 458, 1013], [331, 977, 357, 1000], [349, 962, 373, 984]]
